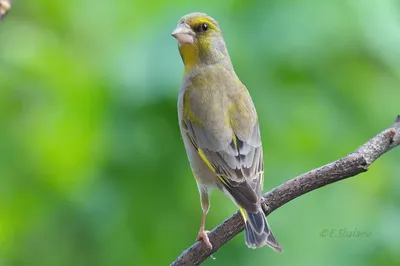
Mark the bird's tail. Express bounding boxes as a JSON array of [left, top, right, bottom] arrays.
[[239, 207, 283, 251]]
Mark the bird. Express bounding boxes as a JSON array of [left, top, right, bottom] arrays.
[[0, 0, 11, 20], [171, 12, 282, 252]]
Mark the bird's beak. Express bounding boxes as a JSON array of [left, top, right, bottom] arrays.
[[171, 23, 195, 45]]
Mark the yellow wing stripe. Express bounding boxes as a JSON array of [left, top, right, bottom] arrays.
[[232, 134, 238, 150], [198, 149, 215, 172], [198, 148, 229, 187], [239, 206, 248, 223]]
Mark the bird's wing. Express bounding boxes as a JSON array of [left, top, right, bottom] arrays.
[[181, 89, 264, 213]]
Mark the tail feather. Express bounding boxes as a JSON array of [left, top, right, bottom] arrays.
[[247, 211, 265, 234], [242, 208, 283, 251]]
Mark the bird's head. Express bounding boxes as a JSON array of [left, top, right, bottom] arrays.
[[171, 12, 229, 72]]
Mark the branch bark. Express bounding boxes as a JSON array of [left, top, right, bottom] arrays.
[[171, 114, 400, 266]]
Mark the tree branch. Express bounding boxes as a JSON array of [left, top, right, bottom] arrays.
[[171, 114, 400, 266]]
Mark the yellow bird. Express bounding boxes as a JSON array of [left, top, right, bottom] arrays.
[[172, 12, 282, 251]]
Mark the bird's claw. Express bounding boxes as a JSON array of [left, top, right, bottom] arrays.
[[196, 229, 212, 249]]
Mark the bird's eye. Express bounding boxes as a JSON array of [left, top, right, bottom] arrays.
[[201, 23, 208, 31]]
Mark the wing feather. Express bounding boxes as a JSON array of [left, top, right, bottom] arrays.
[[182, 117, 264, 213]]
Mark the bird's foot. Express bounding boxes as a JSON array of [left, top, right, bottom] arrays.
[[196, 229, 212, 249]]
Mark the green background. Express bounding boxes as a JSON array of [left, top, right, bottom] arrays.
[[1, 0, 399, 265]]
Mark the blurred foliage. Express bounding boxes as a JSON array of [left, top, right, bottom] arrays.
[[0, 0, 400, 265]]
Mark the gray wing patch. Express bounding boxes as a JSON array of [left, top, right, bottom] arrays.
[[184, 118, 264, 213]]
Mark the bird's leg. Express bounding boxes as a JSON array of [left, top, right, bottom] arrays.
[[197, 210, 212, 249], [196, 186, 212, 249]]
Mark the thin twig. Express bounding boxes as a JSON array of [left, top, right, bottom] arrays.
[[171, 114, 400, 266]]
